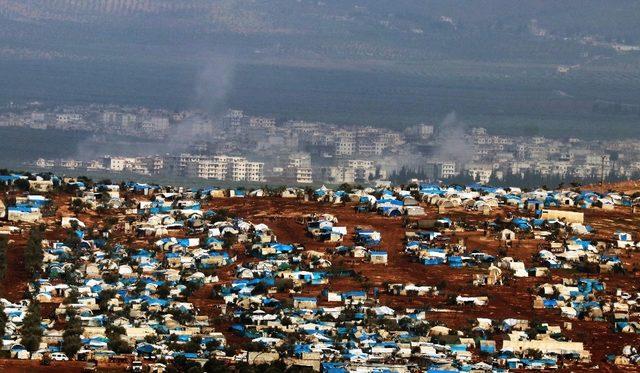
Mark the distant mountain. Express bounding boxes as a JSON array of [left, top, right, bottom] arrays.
[[1, 1, 640, 137], [1, 0, 639, 66]]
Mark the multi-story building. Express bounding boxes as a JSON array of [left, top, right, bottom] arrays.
[[405, 123, 434, 140], [284, 152, 313, 183], [249, 116, 276, 129], [357, 141, 384, 156], [436, 162, 457, 179], [141, 116, 170, 133], [101, 111, 118, 124], [187, 159, 228, 180], [31, 112, 46, 122], [121, 113, 137, 128], [286, 166, 313, 184], [102, 156, 162, 175], [60, 159, 82, 169], [335, 138, 356, 156], [288, 153, 312, 168], [466, 163, 493, 184], [165, 154, 211, 176], [104, 156, 133, 172], [245, 162, 265, 182], [179, 154, 264, 182], [226, 157, 248, 181], [56, 113, 82, 124], [345, 159, 377, 182], [318, 166, 355, 184], [140, 156, 164, 175]]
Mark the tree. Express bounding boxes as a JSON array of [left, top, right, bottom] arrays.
[[0, 237, 8, 279], [62, 310, 83, 358], [203, 359, 230, 373], [183, 336, 202, 353], [170, 355, 203, 372], [71, 198, 85, 213], [0, 303, 7, 337], [157, 283, 171, 299], [21, 301, 43, 352], [106, 324, 132, 354], [13, 178, 30, 191], [24, 227, 44, 280], [63, 289, 80, 304], [63, 230, 82, 251], [338, 183, 353, 193]]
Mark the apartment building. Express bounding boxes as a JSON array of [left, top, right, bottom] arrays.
[[141, 116, 170, 132], [466, 163, 493, 184], [249, 116, 276, 129], [284, 152, 313, 183], [335, 138, 356, 156], [188, 159, 228, 180], [344, 159, 377, 182], [104, 156, 135, 172], [166, 154, 211, 176], [56, 113, 82, 124], [319, 166, 355, 184], [436, 162, 457, 179], [180, 154, 265, 182], [286, 166, 313, 184], [121, 113, 137, 128]]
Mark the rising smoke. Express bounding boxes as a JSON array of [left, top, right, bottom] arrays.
[[71, 53, 237, 159], [192, 54, 236, 116], [431, 111, 474, 165]]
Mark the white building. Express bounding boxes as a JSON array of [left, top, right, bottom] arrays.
[[286, 166, 313, 184], [188, 159, 228, 180], [183, 155, 264, 182], [335, 138, 356, 156], [319, 166, 355, 184], [345, 159, 377, 181], [466, 163, 493, 184], [121, 113, 137, 128], [436, 162, 457, 179]]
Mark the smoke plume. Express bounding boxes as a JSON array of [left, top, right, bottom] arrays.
[[431, 111, 473, 166]]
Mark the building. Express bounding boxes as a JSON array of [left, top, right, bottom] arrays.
[[405, 123, 434, 140], [436, 162, 457, 179], [141, 116, 170, 133], [286, 166, 313, 184], [101, 111, 118, 124], [102, 156, 164, 175], [188, 159, 228, 180], [121, 113, 137, 128], [182, 155, 264, 182], [104, 156, 134, 172], [345, 160, 377, 182], [249, 116, 276, 129], [55, 113, 82, 124], [285, 153, 313, 184], [245, 161, 265, 182], [335, 138, 356, 157], [318, 166, 355, 184], [466, 163, 493, 184]]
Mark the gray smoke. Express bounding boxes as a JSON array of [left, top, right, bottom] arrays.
[[70, 54, 237, 160], [431, 111, 473, 166], [193, 54, 236, 116]]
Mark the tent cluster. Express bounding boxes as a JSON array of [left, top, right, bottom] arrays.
[[417, 184, 636, 211], [5, 230, 229, 362], [304, 213, 346, 243], [1, 171, 638, 371]]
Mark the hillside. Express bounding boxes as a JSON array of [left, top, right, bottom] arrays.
[[1, 1, 640, 136], [2, 1, 640, 64]]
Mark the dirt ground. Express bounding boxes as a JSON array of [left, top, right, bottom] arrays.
[[2, 186, 640, 371], [194, 196, 640, 367]]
